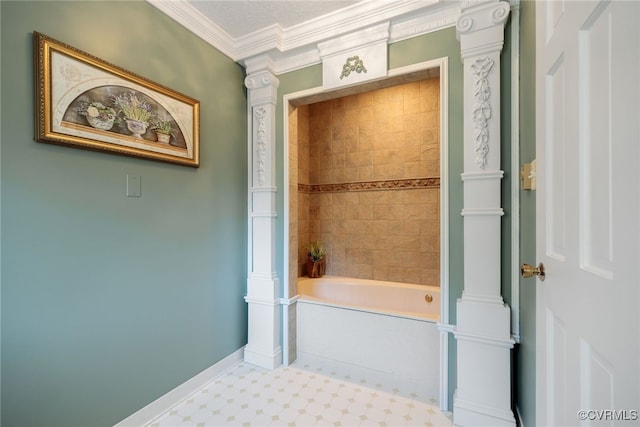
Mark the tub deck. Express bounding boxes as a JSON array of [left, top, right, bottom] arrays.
[[297, 275, 440, 322], [295, 276, 441, 400]]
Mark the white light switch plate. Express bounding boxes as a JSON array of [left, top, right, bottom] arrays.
[[127, 175, 141, 197]]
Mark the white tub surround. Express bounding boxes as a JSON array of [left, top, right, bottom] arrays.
[[454, 2, 515, 427], [297, 302, 440, 398], [297, 277, 441, 401], [244, 64, 282, 370]]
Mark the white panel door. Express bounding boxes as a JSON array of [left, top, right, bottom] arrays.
[[536, 1, 640, 426]]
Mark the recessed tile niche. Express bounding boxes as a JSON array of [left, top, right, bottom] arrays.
[[288, 76, 441, 292]]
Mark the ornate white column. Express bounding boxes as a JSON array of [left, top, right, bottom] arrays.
[[453, 1, 515, 426], [243, 68, 282, 369]]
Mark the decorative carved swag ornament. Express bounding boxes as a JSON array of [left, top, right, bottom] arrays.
[[339, 56, 368, 80], [255, 106, 267, 186], [471, 57, 494, 169]]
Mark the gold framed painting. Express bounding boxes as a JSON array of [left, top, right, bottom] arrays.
[[34, 31, 200, 167]]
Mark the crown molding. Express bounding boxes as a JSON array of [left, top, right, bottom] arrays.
[[146, 0, 236, 59], [247, 1, 460, 75], [317, 22, 390, 58], [147, 0, 462, 73], [244, 47, 323, 76], [390, 1, 460, 43], [263, 0, 438, 54]]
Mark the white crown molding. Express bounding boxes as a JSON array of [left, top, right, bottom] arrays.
[[389, 1, 460, 43], [260, 4, 460, 75], [234, 24, 285, 63], [271, 0, 424, 54], [460, 0, 519, 11], [270, 48, 322, 75], [244, 57, 278, 80], [145, 0, 236, 59], [317, 22, 390, 58], [147, 0, 462, 73], [241, 0, 460, 72]]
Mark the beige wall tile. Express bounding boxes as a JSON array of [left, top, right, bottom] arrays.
[[293, 77, 441, 286]]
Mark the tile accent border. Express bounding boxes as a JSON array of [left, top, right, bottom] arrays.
[[298, 177, 440, 194]]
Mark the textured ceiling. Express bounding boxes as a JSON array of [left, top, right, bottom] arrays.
[[187, 0, 362, 38]]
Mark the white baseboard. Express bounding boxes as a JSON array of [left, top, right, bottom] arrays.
[[113, 346, 245, 427], [243, 346, 282, 370], [453, 392, 516, 427]]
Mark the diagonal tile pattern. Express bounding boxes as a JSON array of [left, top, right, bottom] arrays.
[[292, 353, 439, 405], [147, 360, 452, 427]]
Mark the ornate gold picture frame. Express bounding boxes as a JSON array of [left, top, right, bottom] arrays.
[[34, 31, 200, 167]]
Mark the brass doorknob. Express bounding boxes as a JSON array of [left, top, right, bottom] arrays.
[[521, 263, 545, 281]]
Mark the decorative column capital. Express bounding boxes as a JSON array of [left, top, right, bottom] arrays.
[[456, 1, 510, 58], [245, 69, 280, 106], [244, 69, 279, 90]]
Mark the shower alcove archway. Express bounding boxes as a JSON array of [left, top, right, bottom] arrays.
[[282, 58, 450, 408], [243, 2, 515, 423]]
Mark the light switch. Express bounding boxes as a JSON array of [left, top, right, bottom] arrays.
[[127, 174, 141, 197]]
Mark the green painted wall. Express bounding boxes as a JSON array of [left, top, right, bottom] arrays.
[[0, 1, 248, 426], [516, 1, 537, 426]]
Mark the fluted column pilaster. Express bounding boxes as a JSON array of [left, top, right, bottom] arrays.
[[453, 2, 515, 426], [244, 69, 282, 369]]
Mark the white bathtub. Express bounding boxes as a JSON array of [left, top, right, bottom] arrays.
[[297, 275, 440, 321], [296, 276, 440, 399]]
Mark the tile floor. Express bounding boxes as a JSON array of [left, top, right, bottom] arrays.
[[147, 356, 452, 427]]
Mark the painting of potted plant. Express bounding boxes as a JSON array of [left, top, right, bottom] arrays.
[[306, 241, 326, 278], [77, 101, 118, 131], [35, 32, 201, 167], [110, 92, 153, 138], [150, 119, 173, 144]]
